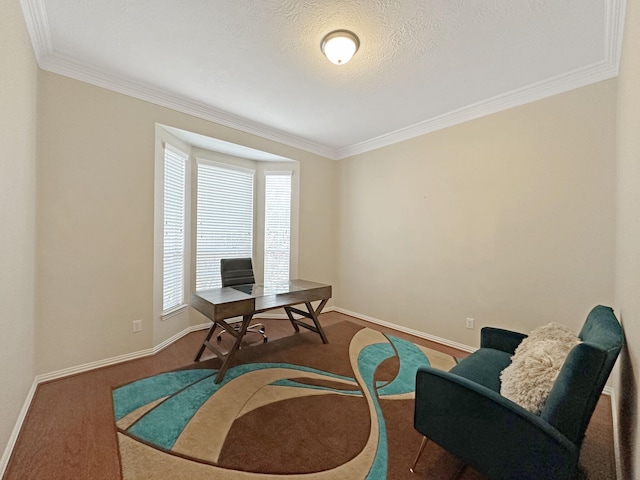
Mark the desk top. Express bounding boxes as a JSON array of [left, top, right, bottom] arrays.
[[191, 279, 331, 322]]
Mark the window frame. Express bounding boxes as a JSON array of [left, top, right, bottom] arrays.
[[161, 144, 189, 314], [154, 131, 193, 323]]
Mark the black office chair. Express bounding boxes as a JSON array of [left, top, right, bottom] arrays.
[[217, 258, 267, 344]]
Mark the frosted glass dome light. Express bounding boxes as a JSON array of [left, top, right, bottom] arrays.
[[321, 30, 360, 65]]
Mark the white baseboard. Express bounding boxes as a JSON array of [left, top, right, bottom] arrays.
[[0, 322, 211, 479], [332, 307, 476, 353], [0, 380, 38, 479], [34, 323, 211, 384], [607, 387, 622, 480]]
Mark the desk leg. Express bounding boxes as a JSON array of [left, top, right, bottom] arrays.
[[284, 298, 329, 344], [284, 306, 300, 333], [214, 314, 252, 384], [307, 299, 329, 344], [195, 321, 219, 362]]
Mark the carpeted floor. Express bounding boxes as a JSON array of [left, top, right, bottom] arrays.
[[113, 321, 460, 479], [4, 313, 615, 480]]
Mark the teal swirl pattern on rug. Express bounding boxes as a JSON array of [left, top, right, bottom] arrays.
[[112, 327, 433, 479]]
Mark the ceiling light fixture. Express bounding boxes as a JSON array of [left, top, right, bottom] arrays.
[[321, 30, 360, 65]]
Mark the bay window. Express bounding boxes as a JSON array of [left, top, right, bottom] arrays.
[[156, 132, 298, 321]]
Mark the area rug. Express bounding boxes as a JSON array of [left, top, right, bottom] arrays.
[[112, 321, 457, 479]]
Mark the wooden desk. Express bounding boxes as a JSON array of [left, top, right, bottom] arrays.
[[191, 279, 332, 383]]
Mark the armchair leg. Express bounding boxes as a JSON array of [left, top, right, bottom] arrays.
[[410, 436, 429, 473]]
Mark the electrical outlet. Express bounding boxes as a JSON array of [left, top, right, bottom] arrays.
[[466, 318, 475, 329], [132, 319, 142, 333]]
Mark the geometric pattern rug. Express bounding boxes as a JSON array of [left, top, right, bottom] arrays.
[[112, 321, 456, 479]]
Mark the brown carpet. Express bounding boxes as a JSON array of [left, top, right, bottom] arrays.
[[112, 321, 460, 479]]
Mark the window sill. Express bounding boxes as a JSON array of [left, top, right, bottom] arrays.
[[162, 304, 188, 321]]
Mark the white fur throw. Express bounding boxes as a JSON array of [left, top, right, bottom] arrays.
[[500, 323, 580, 414]]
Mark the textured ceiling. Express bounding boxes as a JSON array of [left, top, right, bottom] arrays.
[[21, 0, 625, 159]]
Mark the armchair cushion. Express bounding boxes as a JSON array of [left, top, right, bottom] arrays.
[[449, 348, 511, 392]]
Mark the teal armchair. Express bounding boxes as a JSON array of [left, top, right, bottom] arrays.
[[412, 305, 623, 480]]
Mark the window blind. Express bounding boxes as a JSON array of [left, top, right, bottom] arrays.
[[162, 146, 187, 312], [264, 172, 292, 284], [196, 162, 254, 290]]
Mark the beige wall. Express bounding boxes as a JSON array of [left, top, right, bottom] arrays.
[[615, 0, 640, 476], [0, 0, 37, 459], [3, 1, 635, 475], [338, 80, 617, 347], [36, 72, 338, 374]]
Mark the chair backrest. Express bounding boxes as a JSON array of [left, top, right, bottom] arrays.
[[220, 258, 255, 287], [540, 305, 624, 446]]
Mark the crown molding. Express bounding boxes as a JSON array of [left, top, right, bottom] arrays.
[[18, 0, 52, 63], [337, 60, 619, 159], [37, 52, 339, 160], [336, 0, 626, 159], [20, 0, 625, 162]]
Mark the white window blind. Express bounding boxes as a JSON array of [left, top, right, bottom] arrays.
[[196, 162, 254, 290], [162, 146, 187, 312], [264, 172, 292, 284]]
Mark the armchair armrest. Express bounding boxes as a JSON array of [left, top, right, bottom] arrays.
[[415, 366, 578, 480], [480, 327, 527, 354]]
